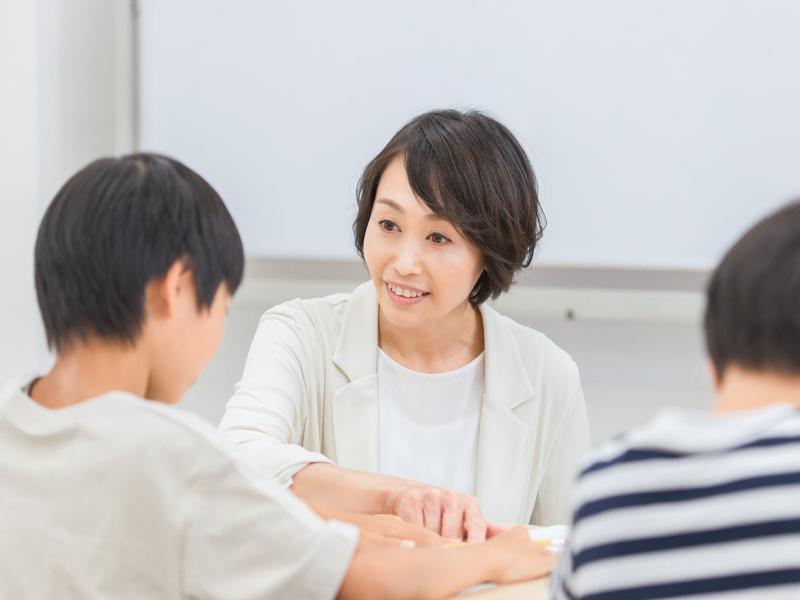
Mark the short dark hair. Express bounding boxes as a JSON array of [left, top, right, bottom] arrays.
[[704, 200, 800, 379], [353, 109, 545, 305], [35, 153, 244, 352]]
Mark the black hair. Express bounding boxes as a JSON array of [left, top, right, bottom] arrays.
[[353, 109, 545, 305], [35, 153, 244, 352], [704, 200, 800, 379]]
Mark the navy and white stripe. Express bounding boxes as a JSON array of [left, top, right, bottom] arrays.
[[552, 404, 800, 599]]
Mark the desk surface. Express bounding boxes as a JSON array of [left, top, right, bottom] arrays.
[[462, 577, 549, 599]]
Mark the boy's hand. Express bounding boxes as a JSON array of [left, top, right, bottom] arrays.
[[354, 514, 443, 547], [486, 526, 556, 583], [388, 487, 488, 542]]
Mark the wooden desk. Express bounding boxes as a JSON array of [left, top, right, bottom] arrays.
[[461, 576, 549, 599]]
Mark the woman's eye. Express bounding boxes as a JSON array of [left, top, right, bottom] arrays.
[[429, 232, 450, 245], [378, 219, 398, 232]]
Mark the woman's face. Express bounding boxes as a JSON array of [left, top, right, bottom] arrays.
[[363, 155, 484, 330]]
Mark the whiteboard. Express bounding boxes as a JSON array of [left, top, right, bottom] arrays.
[[138, 0, 800, 269]]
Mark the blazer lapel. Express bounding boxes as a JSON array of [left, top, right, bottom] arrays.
[[474, 304, 538, 524], [331, 282, 380, 472]]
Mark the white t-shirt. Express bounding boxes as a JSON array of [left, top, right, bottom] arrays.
[[377, 350, 484, 495], [0, 375, 358, 600]]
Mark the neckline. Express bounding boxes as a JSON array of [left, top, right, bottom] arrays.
[[627, 403, 799, 452], [8, 376, 139, 421], [378, 348, 485, 379]]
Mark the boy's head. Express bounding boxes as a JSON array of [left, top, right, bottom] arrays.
[[704, 200, 800, 383], [35, 153, 244, 401]]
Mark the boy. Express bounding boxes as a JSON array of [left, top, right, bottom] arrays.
[[0, 153, 552, 599], [552, 201, 800, 599]]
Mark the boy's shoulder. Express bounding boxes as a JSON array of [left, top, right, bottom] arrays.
[[74, 392, 273, 500], [86, 392, 235, 465], [585, 404, 800, 465], [574, 404, 800, 504], [0, 375, 234, 477]]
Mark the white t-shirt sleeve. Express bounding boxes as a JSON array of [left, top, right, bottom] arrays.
[[219, 301, 332, 486], [181, 439, 358, 600]]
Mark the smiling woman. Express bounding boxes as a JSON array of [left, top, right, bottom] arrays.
[[365, 156, 486, 350], [219, 110, 590, 538]]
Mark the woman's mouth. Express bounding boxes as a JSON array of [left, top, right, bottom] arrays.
[[385, 282, 429, 305]]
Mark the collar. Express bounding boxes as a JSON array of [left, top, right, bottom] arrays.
[[332, 282, 537, 410]]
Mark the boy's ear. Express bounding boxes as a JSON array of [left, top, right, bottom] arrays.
[[145, 259, 191, 319]]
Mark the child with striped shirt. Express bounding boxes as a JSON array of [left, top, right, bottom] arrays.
[[552, 200, 800, 599]]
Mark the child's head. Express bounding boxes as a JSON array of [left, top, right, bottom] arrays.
[[35, 153, 244, 402], [704, 200, 800, 383]]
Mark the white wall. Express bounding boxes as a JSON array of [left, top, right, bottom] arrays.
[[139, 0, 800, 269], [1, 0, 717, 445], [0, 0, 133, 378], [37, 0, 134, 202], [0, 1, 43, 378]]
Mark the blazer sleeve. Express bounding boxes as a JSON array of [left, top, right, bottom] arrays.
[[218, 301, 333, 486], [531, 358, 591, 525]]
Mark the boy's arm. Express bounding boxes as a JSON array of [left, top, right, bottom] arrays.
[[181, 423, 550, 599], [338, 527, 554, 600], [181, 443, 360, 599]]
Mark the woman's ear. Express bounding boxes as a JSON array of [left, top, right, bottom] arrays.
[[145, 259, 190, 320]]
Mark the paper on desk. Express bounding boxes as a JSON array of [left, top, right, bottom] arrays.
[[528, 524, 568, 553]]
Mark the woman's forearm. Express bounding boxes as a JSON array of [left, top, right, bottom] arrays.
[[292, 462, 490, 541], [291, 462, 417, 514]]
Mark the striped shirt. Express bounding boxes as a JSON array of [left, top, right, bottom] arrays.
[[551, 404, 800, 600]]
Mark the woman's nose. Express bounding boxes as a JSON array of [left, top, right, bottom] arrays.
[[393, 241, 422, 276]]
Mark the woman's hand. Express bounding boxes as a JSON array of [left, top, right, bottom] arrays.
[[306, 498, 442, 547], [387, 486, 489, 542], [485, 526, 556, 584]]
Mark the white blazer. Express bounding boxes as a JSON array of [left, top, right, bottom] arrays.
[[220, 282, 590, 525]]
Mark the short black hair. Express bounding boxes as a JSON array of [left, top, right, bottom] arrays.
[[35, 153, 244, 352], [353, 109, 545, 305], [704, 200, 800, 379]]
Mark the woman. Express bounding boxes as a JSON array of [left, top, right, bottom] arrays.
[[220, 109, 590, 537]]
